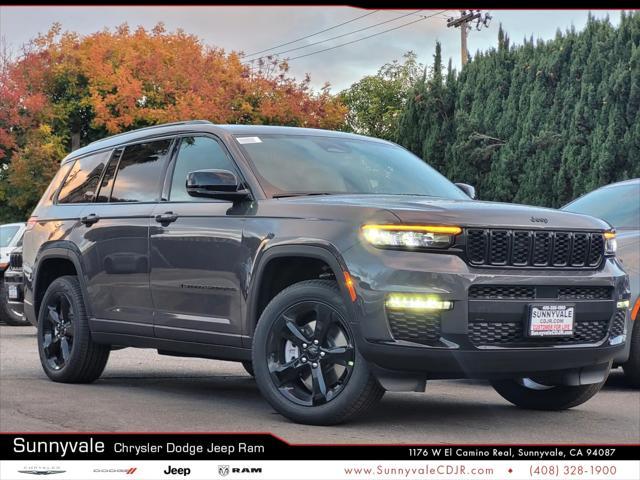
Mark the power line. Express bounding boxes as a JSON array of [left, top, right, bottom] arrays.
[[243, 10, 379, 59], [245, 10, 423, 65], [285, 10, 447, 62]]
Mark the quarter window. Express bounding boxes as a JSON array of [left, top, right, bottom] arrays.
[[169, 136, 238, 202], [110, 140, 172, 203], [57, 151, 111, 204]]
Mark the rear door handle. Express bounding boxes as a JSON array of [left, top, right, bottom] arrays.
[[80, 214, 100, 226], [155, 212, 178, 224]]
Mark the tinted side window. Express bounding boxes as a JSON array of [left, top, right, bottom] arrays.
[[110, 140, 172, 203], [169, 136, 238, 202], [57, 151, 111, 204], [95, 148, 123, 203]]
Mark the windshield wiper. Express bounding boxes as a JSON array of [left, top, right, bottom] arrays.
[[272, 192, 336, 198]]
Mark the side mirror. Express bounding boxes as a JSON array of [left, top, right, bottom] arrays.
[[186, 169, 251, 202], [455, 182, 476, 199]]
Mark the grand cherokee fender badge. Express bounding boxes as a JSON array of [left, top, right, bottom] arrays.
[[530, 216, 549, 223]]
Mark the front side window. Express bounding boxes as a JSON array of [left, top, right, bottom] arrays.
[[564, 183, 640, 229], [235, 134, 469, 200], [57, 150, 111, 204], [110, 140, 172, 203], [169, 136, 238, 202]]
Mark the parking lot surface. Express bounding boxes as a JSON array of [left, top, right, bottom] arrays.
[[1, 325, 638, 443]]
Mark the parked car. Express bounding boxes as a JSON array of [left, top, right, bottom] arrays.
[[22, 121, 629, 425], [0, 222, 27, 325], [563, 179, 640, 386], [2, 247, 29, 326]]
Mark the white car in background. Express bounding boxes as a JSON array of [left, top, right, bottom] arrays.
[[1, 222, 26, 325]]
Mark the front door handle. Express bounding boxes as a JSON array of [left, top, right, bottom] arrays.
[[80, 214, 100, 226], [155, 212, 178, 224]]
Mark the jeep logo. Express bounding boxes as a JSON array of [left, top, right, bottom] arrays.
[[163, 466, 190, 476], [530, 216, 548, 223]]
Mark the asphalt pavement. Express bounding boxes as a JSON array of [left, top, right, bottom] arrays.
[[1, 325, 638, 443]]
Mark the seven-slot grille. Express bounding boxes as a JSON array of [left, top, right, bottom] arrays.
[[466, 229, 605, 268], [9, 251, 22, 269]]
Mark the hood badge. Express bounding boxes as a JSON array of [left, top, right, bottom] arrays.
[[530, 216, 549, 224]]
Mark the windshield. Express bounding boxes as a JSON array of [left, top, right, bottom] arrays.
[[564, 183, 640, 229], [0, 225, 20, 248], [235, 134, 469, 200]]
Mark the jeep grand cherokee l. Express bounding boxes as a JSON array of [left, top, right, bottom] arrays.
[[22, 121, 630, 425]]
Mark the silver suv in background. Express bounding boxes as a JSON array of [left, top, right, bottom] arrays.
[[563, 179, 640, 386]]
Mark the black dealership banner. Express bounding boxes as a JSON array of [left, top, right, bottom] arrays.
[[1, 433, 638, 461]]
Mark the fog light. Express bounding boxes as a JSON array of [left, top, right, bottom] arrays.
[[386, 294, 453, 311], [617, 300, 630, 309]]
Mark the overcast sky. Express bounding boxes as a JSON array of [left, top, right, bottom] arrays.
[[0, 7, 624, 92]]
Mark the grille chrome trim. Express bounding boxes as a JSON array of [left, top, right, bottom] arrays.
[[466, 229, 605, 269]]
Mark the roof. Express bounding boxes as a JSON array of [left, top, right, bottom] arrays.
[[62, 121, 390, 163], [596, 178, 639, 188]]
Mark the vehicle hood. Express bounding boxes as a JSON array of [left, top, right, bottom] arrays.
[[276, 195, 611, 231]]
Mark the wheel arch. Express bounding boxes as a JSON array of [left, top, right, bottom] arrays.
[[33, 242, 91, 320], [246, 244, 357, 337]]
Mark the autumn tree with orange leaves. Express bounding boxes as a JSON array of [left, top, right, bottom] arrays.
[[0, 23, 346, 221]]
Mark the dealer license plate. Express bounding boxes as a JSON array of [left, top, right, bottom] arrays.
[[7, 285, 19, 300], [529, 305, 574, 337]]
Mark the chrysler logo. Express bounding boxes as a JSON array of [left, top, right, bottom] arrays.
[[18, 471, 65, 476], [530, 216, 548, 223]]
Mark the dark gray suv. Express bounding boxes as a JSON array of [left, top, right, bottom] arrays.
[[23, 121, 630, 425]]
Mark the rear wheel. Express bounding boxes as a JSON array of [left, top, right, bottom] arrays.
[[37, 276, 110, 383], [0, 280, 29, 326], [622, 318, 640, 387], [491, 375, 607, 410], [252, 280, 384, 425]]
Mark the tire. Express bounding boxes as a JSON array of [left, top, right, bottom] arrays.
[[252, 280, 384, 425], [622, 318, 640, 387], [0, 279, 30, 326], [37, 275, 110, 383], [242, 361, 255, 377], [491, 375, 608, 410]]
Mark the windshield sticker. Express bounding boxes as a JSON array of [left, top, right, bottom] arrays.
[[236, 136, 262, 144]]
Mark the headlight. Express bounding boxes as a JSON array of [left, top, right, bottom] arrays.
[[362, 224, 462, 249], [604, 231, 617, 255]]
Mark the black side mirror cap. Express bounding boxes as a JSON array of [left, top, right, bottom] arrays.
[[186, 169, 251, 202], [455, 182, 476, 199]]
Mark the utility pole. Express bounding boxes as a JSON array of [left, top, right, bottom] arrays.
[[447, 10, 492, 66]]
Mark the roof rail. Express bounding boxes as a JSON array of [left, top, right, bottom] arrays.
[[88, 120, 213, 145]]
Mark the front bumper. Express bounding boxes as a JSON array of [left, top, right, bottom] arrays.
[[343, 245, 629, 381], [3, 268, 25, 319]]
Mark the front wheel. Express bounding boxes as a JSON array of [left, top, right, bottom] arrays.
[[491, 376, 607, 410], [252, 280, 384, 425]]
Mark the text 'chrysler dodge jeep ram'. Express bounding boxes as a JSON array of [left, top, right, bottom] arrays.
[[22, 121, 630, 425]]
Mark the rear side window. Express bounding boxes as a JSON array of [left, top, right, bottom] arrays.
[[34, 161, 74, 208], [57, 151, 111, 204], [95, 148, 123, 203], [169, 136, 238, 202], [110, 140, 172, 203]]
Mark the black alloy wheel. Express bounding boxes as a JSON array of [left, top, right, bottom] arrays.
[[266, 300, 355, 406], [41, 292, 75, 370], [252, 280, 384, 425]]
